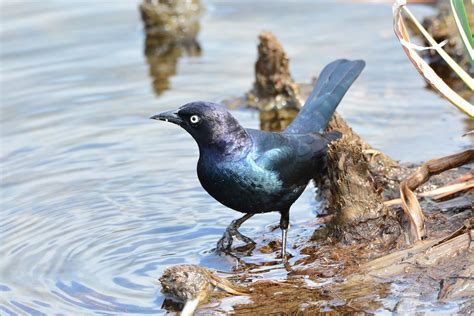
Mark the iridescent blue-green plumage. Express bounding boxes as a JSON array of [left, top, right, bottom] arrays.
[[197, 129, 338, 214], [152, 59, 365, 257]]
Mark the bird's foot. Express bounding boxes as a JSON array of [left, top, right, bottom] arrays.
[[233, 228, 256, 245], [216, 214, 255, 255], [216, 229, 234, 254], [216, 229, 256, 254], [216, 225, 256, 255]]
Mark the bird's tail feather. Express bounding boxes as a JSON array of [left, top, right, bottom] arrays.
[[324, 130, 342, 143], [285, 59, 365, 134]]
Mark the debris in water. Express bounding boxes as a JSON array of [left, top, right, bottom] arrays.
[[159, 264, 248, 315]]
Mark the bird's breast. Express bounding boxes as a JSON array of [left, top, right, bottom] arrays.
[[197, 157, 299, 213]]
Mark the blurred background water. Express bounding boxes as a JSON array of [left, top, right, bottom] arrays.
[[0, 0, 471, 314]]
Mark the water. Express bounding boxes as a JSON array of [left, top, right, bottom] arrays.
[[0, 1, 471, 314]]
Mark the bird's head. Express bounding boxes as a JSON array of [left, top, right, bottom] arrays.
[[151, 101, 251, 157]]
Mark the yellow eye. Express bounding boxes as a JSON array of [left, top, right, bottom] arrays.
[[190, 115, 200, 124]]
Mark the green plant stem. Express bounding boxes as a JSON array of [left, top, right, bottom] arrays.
[[450, 0, 474, 65]]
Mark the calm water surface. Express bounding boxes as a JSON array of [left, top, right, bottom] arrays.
[[0, 1, 471, 314]]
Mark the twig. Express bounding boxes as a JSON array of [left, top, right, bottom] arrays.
[[399, 150, 474, 243], [384, 180, 474, 206]]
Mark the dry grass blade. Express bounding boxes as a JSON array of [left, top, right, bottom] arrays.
[[393, 1, 474, 117], [400, 180, 426, 241], [208, 271, 250, 295], [360, 229, 473, 277], [399, 150, 474, 243], [401, 5, 474, 90], [432, 180, 474, 200], [384, 179, 474, 206]]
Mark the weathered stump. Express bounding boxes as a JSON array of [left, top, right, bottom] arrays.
[[325, 136, 401, 244], [246, 32, 302, 131]]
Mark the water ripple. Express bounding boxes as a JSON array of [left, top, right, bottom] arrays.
[[1, 1, 470, 315]]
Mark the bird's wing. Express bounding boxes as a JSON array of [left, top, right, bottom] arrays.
[[255, 147, 294, 172], [247, 129, 332, 184]]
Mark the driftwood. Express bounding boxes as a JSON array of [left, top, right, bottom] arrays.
[[359, 229, 473, 277], [385, 175, 474, 206], [226, 225, 474, 314], [400, 150, 474, 243], [347, 225, 474, 310]]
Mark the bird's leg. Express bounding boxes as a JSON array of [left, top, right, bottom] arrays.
[[216, 213, 255, 254], [279, 211, 290, 260]]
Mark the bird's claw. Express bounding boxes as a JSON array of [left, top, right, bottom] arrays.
[[216, 230, 234, 254], [232, 228, 256, 245], [216, 226, 255, 255]]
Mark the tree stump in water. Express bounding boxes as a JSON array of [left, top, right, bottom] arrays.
[[325, 136, 401, 244], [326, 112, 405, 199], [140, 0, 202, 39], [246, 32, 302, 131]]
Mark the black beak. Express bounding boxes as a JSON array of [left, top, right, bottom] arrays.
[[150, 109, 183, 125]]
